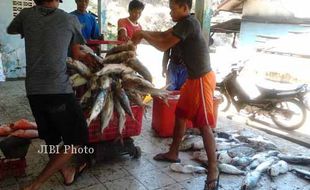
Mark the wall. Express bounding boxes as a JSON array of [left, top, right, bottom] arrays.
[[243, 0, 310, 24], [0, 0, 75, 79]]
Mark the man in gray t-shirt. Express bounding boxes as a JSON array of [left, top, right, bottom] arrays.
[[7, 0, 96, 189], [132, 1, 218, 189]]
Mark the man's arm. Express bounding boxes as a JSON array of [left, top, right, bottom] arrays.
[[162, 49, 170, 77], [71, 44, 97, 67], [132, 29, 180, 52]]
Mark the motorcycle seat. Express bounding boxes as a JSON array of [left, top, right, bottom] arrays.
[[256, 81, 305, 93]]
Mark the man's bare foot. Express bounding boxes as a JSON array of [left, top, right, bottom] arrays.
[[205, 164, 220, 190]]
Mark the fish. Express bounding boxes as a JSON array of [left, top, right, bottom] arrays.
[[79, 88, 91, 104], [99, 76, 112, 90], [218, 163, 246, 175], [122, 81, 169, 102], [0, 124, 14, 136], [101, 51, 136, 64], [192, 151, 208, 164], [95, 64, 134, 76], [69, 73, 87, 87], [216, 141, 243, 151], [218, 151, 234, 164], [114, 97, 126, 140], [231, 156, 253, 168], [248, 151, 280, 170], [66, 57, 92, 78], [227, 145, 256, 158], [238, 136, 278, 151], [106, 42, 136, 56], [291, 168, 310, 181], [10, 129, 38, 139], [122, 73, 154, 88], [179, 135, 202, 151], [215, 131, 233, 139], [100, 91, 114, 133], [80, 44, 94, 54], [87, 89, 108, 126], [125, 58, 152, 82], [114, 84, 135, 120], [267, 160, 289, 177], [241, 157, 278, 190], [277, 153, 310, 165], [170, 163, 206, 174], [126, 90, 146, 107], [192, 139, 204, 150], [13, 119, 37, 130]]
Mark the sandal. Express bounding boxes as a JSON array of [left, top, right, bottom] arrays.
[[153, 153, 181, 163], [204, 172, 220, 190], [62, 163, 88, 186]]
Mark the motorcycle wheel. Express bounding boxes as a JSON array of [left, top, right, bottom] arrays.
[[271, 99, 306, 131], [214, 90, 231, 112]]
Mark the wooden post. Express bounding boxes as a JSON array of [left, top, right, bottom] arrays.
[[195, 0, 212, 44]]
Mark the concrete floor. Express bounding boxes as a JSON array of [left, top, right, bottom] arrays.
[[0, 80, 310, 190]]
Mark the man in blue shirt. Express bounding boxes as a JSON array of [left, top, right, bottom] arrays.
[[71, 0, 100, 40]]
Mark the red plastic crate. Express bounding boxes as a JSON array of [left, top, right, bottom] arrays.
[[88, 106, 144, 143], [0, 158, 26, 180], [152, 91, 220, 137]]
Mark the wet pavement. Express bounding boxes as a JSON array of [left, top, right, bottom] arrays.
[[0, 80, 310, 190]]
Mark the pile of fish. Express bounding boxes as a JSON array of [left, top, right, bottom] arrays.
[[67, 42, 169, 138], [177, 129, 310, 189]]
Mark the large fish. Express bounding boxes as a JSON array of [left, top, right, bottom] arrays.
[[218, 151, 234, 164], [66, 57, 92, 78], [101, 51, 136, 64], [267, 160, 289, 177], [216, 141, 243, 151], [238, 135, 278, 151], [277, 153, 310, 165], [122, 73, 154, 88], [122, 81, 169, 102], [87, 89, 108, 126], [241, 157, 278, 190], [69, 73, 87, 87], [114, 84, 135, 120], [218, 163, 246, 175], [170, 163, 206, 174], [248, 151, 279, 170], [96, 64, 134, 76], [80, 44, 94, 54], [231, 156, 253, 168], [114, 97, 126, 136], [126, 90, 146, 107], [192, 151, 208, 164], [99, 76, 112, 90], [100, 92, 114, 133], [179, 135, 202, 151], [125, 58, 152, 82], [291, 168, 310, 181], [106, 42, 136, 56], [227, 145, 256, 158]]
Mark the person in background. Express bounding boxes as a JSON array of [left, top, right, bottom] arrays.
[[162, 44, 188, 91], [7, 0, 97, 189], [117, 0, 145, 42], [71, 0, 100, 41], [131, 0, 219, 189]]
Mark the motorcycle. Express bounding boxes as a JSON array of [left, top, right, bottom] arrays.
[[215, 64, 310, 131]]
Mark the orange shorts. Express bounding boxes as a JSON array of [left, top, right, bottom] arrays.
[[175, 71, 216, 128]]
